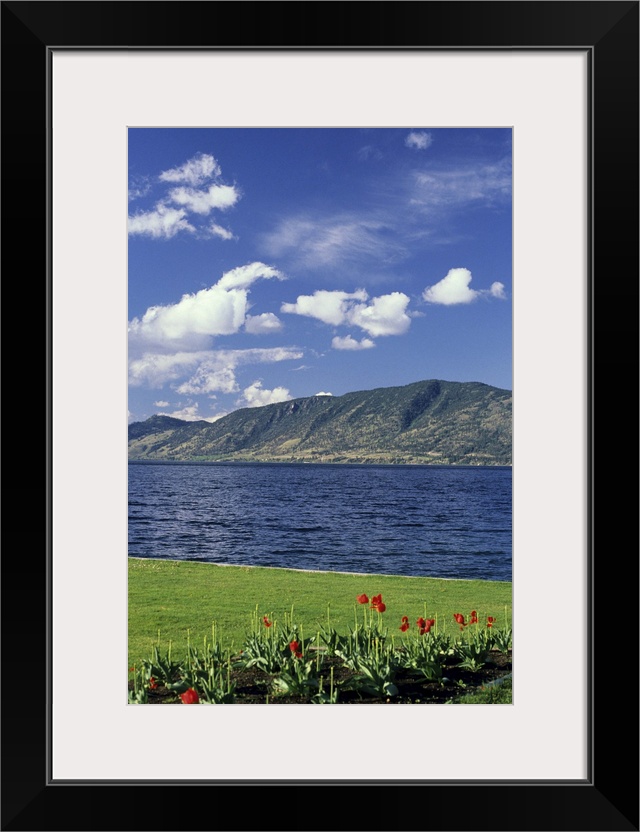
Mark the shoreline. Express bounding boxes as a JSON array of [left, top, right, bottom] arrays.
[[128, 556, 512, 584]]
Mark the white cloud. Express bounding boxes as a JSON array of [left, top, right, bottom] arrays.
[[153, 400, 169, 407], [281, 289, 368, 326], [216, 262, 284, 291], [245, 313, 283, 334], [282, 288, 411, 338], [159, 153, 221, 186], [157, 403, 204, 421], [357, 145, 382, 161], [173, 348, 303, 396], [412, 157, 511, 209], [423, 267, 478, 305], [405, 131, 433, 150], [130, 153, 240, 239], [348, 292, 411, 336], [128, 205, 195, 239], [237, 381, 292, 408], [331, 335, 375, 351], [167, 183, 240, 215], [129, 286, 248, 352], [422, 269, 507, 305], [315, 391, 333, 396], [129, 262, 285, 352], [209, 223, 235, 241], [263, 216, 405, 270]]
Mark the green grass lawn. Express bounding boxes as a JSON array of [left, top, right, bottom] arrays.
[[128, 557, 512, 666]]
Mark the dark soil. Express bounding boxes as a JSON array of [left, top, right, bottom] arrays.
[[134, 649, 512, 705]]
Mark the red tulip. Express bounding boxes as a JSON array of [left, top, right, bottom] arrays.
[[487, 616, 496, 628], [149, 677, 158, 690], [401, 616, 409, 624], [180, 688, 199, 704], [470, 610, 478, 624], [289, 640, 302, 657], [370, 594, 386, 613], [399, 621, 410, 632], [453, 613, 466, 627], [263, 615, 272, 627], [417, 617, 426, 629], [356, 594, 369, 605]]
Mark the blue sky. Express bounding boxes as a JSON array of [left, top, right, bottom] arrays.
[[128, 128, 511, 424]]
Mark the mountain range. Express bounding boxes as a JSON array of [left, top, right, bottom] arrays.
[[128, 379, 512, 466]]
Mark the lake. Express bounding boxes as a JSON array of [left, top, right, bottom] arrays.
[[128, 462, 512, 581]]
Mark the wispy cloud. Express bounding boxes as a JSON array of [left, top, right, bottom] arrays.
[[262, 216, 406, 271], [209, 223, 236, 241], [405, 131, 433, 150], [128, 205, 195, 239], [411, 157, 511, 210], [159, 153, 222, 186], [357, 145, 383, 161], [129, 346, 303, 393]]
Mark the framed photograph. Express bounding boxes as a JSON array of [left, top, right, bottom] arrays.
[[3, 1, 638, 830]]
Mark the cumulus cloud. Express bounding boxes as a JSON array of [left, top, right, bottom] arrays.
[[331, 335, 375, 351], [157, 403, 205, 421], [237, 381, 292, 408], [423, 268, 508, 305], [159, 153, 221, 186], [405, 131, 433, 150], [348, 292, 411, 337], [153, 400, 169, 407], [422, 268, 478, 305], [281, 289, 368, 326], [128, 205, 195, 239], [315, 391, 333, 396], [128, 262, 285, 352], [129, 152, 241, 239], [245, 313, 283, 334], [282, 288, 411, 339]]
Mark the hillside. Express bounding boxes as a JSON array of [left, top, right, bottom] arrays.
[[128, 379, 512, 465]]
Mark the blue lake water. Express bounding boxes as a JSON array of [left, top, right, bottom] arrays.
[[128, 462, 512, 581]]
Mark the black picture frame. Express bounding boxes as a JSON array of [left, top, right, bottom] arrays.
[[3, 2, 638, 830]]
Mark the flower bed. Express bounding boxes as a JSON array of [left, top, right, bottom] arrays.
[[128, 593, 512, 705]]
